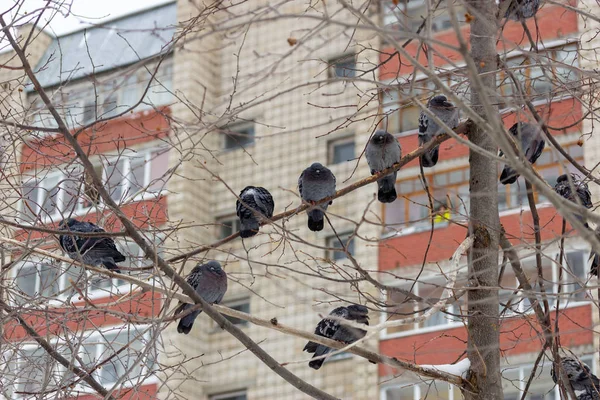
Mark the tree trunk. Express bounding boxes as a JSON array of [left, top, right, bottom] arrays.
[[466, 0, 503, 398]]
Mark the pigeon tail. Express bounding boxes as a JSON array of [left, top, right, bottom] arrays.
[[176, 303, 200, 335], [240, 218, 260, 238], [308, 345, 332, 370], [101, 259, 121, 274], [377, 176, 397, 203], [308, 209, 324, 232], [500, 166, 519, 185], [420, 147, 439, 168]]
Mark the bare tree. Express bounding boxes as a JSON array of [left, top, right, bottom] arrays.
[[0, 0, 599, 399]]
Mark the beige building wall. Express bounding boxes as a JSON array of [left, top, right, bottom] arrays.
[[164, 1, 382, 399], [579, 0, 600, 373], [0, 24, 51, 239]]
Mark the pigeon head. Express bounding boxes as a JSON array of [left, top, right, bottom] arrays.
[[308, 163, 325, 174], [556, 173, 579, 184], [429, 95, 454, 109], [58, 218, 78, 230], [205, 260, 225, 276], [371, 130, 393, 145], [347, 304, 369, 320]]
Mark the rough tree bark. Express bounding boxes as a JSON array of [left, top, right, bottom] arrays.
[[465, 0, 503, 398]]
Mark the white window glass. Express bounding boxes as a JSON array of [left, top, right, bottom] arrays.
[[128, 156, 146, 198], [148, 149, 169, 193], [40, 174, 60, 218], [106, 158, 127, 202], [22, 179, 40, 222]]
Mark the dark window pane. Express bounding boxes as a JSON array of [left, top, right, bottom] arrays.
[[327, 235, 354, 260], [331, 140, 355, 164], [224, 124, 255, 150], [329, 55, 356, 78]]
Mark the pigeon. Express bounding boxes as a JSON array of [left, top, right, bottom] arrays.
[[236, 186, 275, 238], [554, 173, 593, 228], [298, 163, 336, 232], [590, 225, 600, 277], [366, 130, 402, 203], [499, 122, 545, 185], [58, 218, 125, 273], [175, 261, 228, 334], [418, 95, 459, 168], [551, 355, 600, 399], [303, 304, 369, 370], [501, 0, 540, 21]]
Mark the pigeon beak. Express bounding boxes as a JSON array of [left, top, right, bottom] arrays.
[[316, 170, 320, 173]]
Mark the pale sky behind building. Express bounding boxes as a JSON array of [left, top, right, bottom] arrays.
[[6, 0, 173, 36]]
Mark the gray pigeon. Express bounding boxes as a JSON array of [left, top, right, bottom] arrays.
[[418, 95, 459, 168], [500, 122, 545, 185], [236, 186, 275, 238], [366, 130, 402, 203], [303, 304, 369, 370], [175, 261, 228, 334], [298, 163, 336, 232], [551, 355, 600, 399], [58, 218, 125, 273], [554, 173, 593, 228], [501, 0, 540, 20]]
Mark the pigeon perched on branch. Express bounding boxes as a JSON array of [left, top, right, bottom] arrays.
[[499, 122, 545, 185], [418, 95, 459, 168], [554, 173, 593, 228], [58, 218, 125, 273], [303, 304, 369, 370], [501, 0, 540, 21], [366, 130, 402, 203], [175, 261, 228, 334], [551, 355, 600, 400], [236, 186, 275, 238], [298, 163, 336, 231]]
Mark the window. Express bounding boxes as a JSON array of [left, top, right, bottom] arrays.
[[20, 147, 169, 223], [498, 140, 583, 212], [382, 0, 466, 33], [383, 278, 466, 337], [502, 356, 593, 399], [497, 43, 580, 105], [328, 136, 355, 164], [216, 215, 240, 239], [223, 122, 255, 150], [15, 346, 65, 398], [210, 391, 247, 400], [326, 233, 355, 261], [384, 169, 469, 234], [328, 54, 356, 78], [382, 75, 468, 135], [221, 298, 250, 326], [13, 325, 155, 396], [517, 249, 589, 307], [382, 381, 462, 400]]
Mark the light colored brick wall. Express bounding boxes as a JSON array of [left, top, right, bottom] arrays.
[[164, 1, 382, 399], [578, 0, 600, 374]]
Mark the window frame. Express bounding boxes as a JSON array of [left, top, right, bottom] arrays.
[[11, 325, 156, 398], [325, 232, 356, 261], [209, 390, 248, 400], [327, 54, 357, 79], [222, 121, 256, 150], [19, 145, 169, 224], [327, 135, 356, 165], [381, 276, 465, 339], [384, 137, 583, 236], [215, 214, 241, 239]]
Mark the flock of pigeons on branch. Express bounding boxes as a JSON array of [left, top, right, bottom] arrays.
[[49, 0, 600, 392]]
